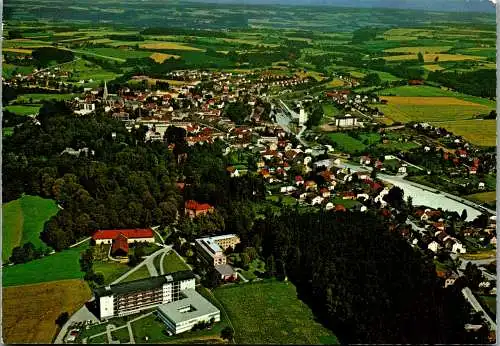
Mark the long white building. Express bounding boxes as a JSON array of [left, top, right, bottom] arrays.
[[94, 271, 196, 319]]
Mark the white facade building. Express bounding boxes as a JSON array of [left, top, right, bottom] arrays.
[[95, 271, 196, 320], [156, 289, 220, 334]]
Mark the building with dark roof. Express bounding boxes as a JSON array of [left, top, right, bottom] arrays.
[[94, 271, 195, 319]]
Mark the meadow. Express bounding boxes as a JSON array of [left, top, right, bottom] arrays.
[[384, 46, 452, 54], [214, 280, 338, 344], [384, 53, 485, 62], [3, 242, 89, 287], [2, 195, 59, 262], [327, 133, 366, 153], [12, 93, 76, 103], [93, 260, 132, 285], [4, 104, 41, 116], [121, 264, 151, 283], [434, 119, 496, 147], [465, 191, 496, 205], [3, 279, 91, 343]]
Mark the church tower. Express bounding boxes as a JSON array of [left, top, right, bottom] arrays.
[[103, 81, 109, 101]]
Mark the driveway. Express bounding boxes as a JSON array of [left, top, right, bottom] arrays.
[[54, 303, 99, 343]]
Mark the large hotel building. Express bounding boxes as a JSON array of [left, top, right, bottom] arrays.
[[94, 271, 195, 319]]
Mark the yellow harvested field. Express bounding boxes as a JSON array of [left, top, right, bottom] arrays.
[[379, 96, 484, 107], [384, 36, 418, 41], [328, 79, 345, 87], [139, 42, 203, 51], [3, 48, 33, 54], [150, 52, 180, 63], [297, 70, 325, 81], [3, 279, 91, 344], [424, 64, 445, 71], [384, 46, 452, 54], [384, 54, 484, 62], [434, 119, 496, 147]]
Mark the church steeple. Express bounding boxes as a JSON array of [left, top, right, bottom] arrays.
[[103, 81, 108, 101]]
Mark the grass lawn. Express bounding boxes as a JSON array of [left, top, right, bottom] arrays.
[[4, 104, 41, 116], [433, 120, 496, 147], [163, 251, 190, 274], [329, 197, 360, 209], [3, 242, 89, 287], [3, 279, 91, 343], [322, 103, 340, 117], [478, 295, 496, 315], [327, 133, 365, 154], [266, 195, 299, 206], [214, 280, 338, 344], [93, 261, 132, 285], [2, 195, 59, 261], [121, 264, 151, 283], [88, 333, 108, 344], [77, 323, 109, 343], [111, 326, 130, 343]]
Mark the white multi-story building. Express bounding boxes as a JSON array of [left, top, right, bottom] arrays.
[[94, 271, 196, 320], [195, 234, 240, 266], [156, 289, 220, 334]]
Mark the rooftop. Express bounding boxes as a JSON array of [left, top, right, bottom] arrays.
[[94, 271, 195, 297], [92, 229, 154, 240], [157, 289, 219, 324]]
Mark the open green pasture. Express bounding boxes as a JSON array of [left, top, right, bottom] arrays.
[[3, 242, 89, 287], [2, 195, 59, 262], [214, 280, 338, 344]]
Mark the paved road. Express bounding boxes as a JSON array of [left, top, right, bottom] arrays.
[[461, 287, 496, 331], [69, 237, 91, 248], [54, 304, 99, 343], [110, 246, 170, 285]]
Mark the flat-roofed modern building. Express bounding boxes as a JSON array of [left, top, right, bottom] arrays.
[[195, 234, 240, 266], [156, 289, 221, 334], [94, 271, 195, 320]]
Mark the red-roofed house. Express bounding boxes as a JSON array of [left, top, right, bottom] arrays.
[[185, 200, 215, 219], [335, 204, 347, 212], [92, 229, 155, 245], [111, 233, 130, 257]]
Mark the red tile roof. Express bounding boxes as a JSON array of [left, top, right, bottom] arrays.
[[111, 233, 129, 255], [185, 200, 213, 211], [92, 228, 154, 240]]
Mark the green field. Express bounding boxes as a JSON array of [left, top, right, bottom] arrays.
[[214, 280, 338, 344], [12, 93, 76, 103], [479, 295, 496, 315], [121, 264, 151, 283], [162, 251, 190, 274], [3, 127, 15, 136], [329, 197, 361, 209], [2, 195, 59, 262], [465, 191, 497, 204], [93, 261, 132, 285], [433, 120, 496, 147], [327, 133, 366, 153], [377, 85, 496, 107], [377, 104, 489, 123], [4, 104, 41, 116], [111, 327, 130, 343], [2, 242, 89, 287]]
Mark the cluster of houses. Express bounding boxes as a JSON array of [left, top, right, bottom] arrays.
[[325, 89, 382, 120]]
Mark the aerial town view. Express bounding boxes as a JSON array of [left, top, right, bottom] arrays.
[[1, 0, 498, 344]]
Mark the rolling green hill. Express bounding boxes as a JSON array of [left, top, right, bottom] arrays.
[[2, 195, 59, 262]]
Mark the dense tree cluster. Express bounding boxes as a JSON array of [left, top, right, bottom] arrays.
[[32, 47, 74, 67], [224, 100, 252, 125], [246, 207, 474, 344], [428, 69, 495, 98], [3, 101, 181, 251]]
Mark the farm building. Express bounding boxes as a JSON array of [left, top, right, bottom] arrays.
[[92, 229, 155, 245]]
